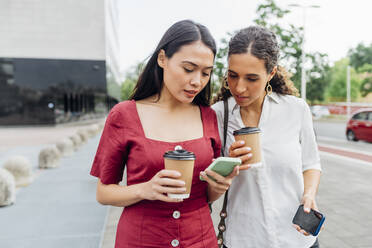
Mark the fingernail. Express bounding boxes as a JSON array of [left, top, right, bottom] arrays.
[[239, 140, 245, 144], [247, 153, 253, 157], [245, 147, 251, 151], [304, 207, 310, 212]]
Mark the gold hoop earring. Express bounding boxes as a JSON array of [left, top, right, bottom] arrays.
[[266, 82, 272, 95], [222, 75, 229, 90]]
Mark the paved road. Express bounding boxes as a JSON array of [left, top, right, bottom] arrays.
[[313, 120, 347, 140]]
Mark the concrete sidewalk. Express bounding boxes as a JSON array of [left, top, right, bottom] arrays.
[[0, 123, 108, 248]]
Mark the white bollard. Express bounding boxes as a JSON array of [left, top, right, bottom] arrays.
[[69, 134, 82, 150], [39, 146, 61, 169], [3, 156, 33, 187], [87, 124, 100, 137], [77, 129, 89, 143], [56, 138, 74, 157], [0, 168, 16, 206]]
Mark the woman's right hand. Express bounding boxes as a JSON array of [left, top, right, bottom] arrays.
[[140, 169, 187, 203], [229, 140, 253, 170]]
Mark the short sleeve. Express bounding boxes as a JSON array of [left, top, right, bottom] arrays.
[[211, 101, 224, 155], [90, 109, 128, 184], [300, 100, 322, 172], [205, 106, 222, 159]]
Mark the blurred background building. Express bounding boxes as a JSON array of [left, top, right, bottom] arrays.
[[0, 0, 121, 125]]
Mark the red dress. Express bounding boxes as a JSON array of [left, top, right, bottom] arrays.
[[90, 100, 221, 248]]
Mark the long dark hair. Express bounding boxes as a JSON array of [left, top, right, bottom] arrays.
[[130, 20, 216, 106], [215, 26, 298, 102]]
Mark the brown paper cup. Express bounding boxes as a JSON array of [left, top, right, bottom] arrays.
[[164, 158, 194, 199], [233, 127, 262, 168], [163, 148, 195, 199]]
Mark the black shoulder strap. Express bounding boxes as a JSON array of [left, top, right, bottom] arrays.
[[221, 99, 229, 156], [217, 99, 229, 247]]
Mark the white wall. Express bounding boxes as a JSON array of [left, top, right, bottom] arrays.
[[0, 0, 106, 60]]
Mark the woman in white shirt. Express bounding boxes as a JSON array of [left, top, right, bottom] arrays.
[[211, 26, 322, 248]]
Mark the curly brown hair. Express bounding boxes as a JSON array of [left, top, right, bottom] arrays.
[[214, 26, 298, 103]]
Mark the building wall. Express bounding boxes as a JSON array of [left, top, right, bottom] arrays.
[[0, 0, 120, 125], [0, 58, 107, 125], [0, 0, 105, 60]]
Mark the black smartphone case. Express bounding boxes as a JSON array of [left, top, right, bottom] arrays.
[[292, 204, 324, 236]]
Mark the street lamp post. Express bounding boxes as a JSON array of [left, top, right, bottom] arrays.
[[347, 65, 351, 118], [288, 4, 320, 101]]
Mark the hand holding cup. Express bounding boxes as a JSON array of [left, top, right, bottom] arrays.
[[141, 169, 187, 203], [229, 140, 252, 170], [233, 127, 263, 169]]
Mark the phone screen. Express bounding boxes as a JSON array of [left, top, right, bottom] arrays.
[[199, 157, 241, 181]]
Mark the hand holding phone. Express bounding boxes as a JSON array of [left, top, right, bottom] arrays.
[[292, 204, 325, 236], [200, 157, 241, 181]]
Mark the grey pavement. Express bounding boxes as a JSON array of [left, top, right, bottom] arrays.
[[0, 127, 108, 248], [1, 122, 372, 248], [316, 152, 372, 248]]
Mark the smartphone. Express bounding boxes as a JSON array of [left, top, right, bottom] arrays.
[[292, 204, 325, 236], [200, 157, 241, 181]]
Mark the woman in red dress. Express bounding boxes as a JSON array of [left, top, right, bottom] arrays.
[[90, 20, 239, 248]]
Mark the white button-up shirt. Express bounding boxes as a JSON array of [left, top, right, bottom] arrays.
[[212, 93, 321, 248]]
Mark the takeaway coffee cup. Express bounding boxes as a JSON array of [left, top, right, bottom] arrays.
[[233, 127, 262, 168], [163, 148, 195, 199]]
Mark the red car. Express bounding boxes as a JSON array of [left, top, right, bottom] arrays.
[[346, 108, 372, 142]]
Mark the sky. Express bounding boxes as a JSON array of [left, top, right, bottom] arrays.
[[117, 0, 372, 78]]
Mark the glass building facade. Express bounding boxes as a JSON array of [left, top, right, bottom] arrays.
[[0, 0, 121, 125]]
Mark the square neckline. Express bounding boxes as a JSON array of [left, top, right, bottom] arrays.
[[131, 100, 207, 144]]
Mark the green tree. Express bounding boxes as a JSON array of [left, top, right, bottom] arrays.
[[253, 0, 304, 89], [326, 58, 362, 102], [211, 35, 230, 97], [358, 63, 372, 73], [360, 76, 372, 97], [121, 78, 136, 100], [212, 0, 306, 96], [251, 0, 332, 103], [348, 43, 372, 70], [347, 43, 372, 98], [357, 64, 372, 97], [306, 52, 331, 104], [121, 62, 144, 100], [106, 68, 122, 101]]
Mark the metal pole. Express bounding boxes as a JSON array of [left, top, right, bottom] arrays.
[[288, 4, 320, 102], [347, 65, 351, 118], [301, 6, 307, 101]]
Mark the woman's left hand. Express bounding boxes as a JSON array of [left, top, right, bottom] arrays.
[[293, 194, 322, 236], [200, 166, 239, 194]]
